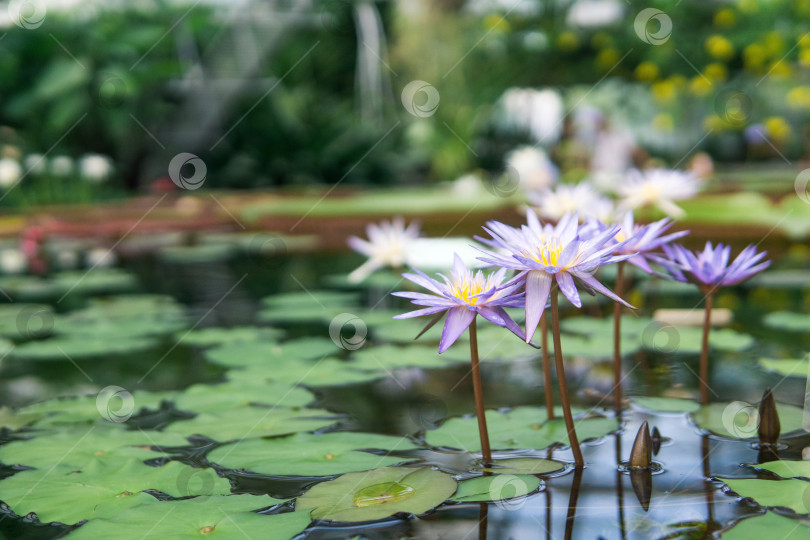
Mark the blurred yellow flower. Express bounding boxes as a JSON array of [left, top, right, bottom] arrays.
[[596, 48, 620, 70], [653, 113, 674, 131], [799, 34, 810, 49], [743, 43, 767, 70], [557, 31, 579, 52], [787, 87, 810, 109], [703, 115, 727, 132], [690, 76, 714, 97], [766, 60, 792, 78], [799, 48, 810, 68], [483, 14, 509, 32], [669, 74, 688, 89], [714, 8, 737, 28], [738, 0, 759, 14], [651, 80, 676, 103], [591, 31, 612, 49], [706, 35, 735, 60], [704, 62, 728, 82], [634, 61, 659, 82], [764, 116, 791, 142], [763, 32, 785, 56]]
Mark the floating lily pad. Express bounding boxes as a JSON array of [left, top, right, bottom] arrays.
[[49, 269, 140, 298], [451, 474, 540, 502], [164, 405, 338, 441], [758, 357, 809, 378], [53, 294, 188, 338], [0, 427, 188, 469], [157, 243, 238, 264], [640, 324, 754, 354], [0, 405, 42, 429], [351, 344, 462, 370], [204, 338, 339, 368], [426, 407, 617, 452], [208, 432, 419, 477], [176, 326, 285, 348], [262, 290, 358, 310], [632, 397, 700, 414], [174, 381, 314, 413], [763, 312, 810, 332], [721, 478, 810, 514], [480, 457, 566, 475], [0, 303, 54, 339], [755, 460, 810, 480], [369, 317, 446, 344], [0, 458, 232, 524], [721, 511, 810, 539], [226, 359, 384, 387], [21, 390, 175, 427], [68, 494, 310, 540], [8, 335, 158, 361], [323, 271, 405, 291], [296, 466, 457, 522], [560, 316, 653, 338], [691, 402, 805, 439]]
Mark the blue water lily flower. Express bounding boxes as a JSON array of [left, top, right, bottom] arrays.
[[656, 242, 770, 288]]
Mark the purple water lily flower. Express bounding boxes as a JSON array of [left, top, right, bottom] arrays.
[[476, 210, 634, 342], [656, 242, 770, 289], [587, 211, 689, 273], [393, 254, 527, 353]]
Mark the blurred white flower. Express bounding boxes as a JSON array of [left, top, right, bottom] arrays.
[[497, 88, 564, 144], [87, 247, 116, 268], [617, 169, 700, 218], [567, 0, 624, 28], [347, 217, 420, 283], [451, 173, 485, 197], [79, 154, 113, 183], [0, 158, 22, 189], [51, 156, 74, 177], [528, 181, 613, 222], [505, 146, 558, 192], [404, 238, 486, 271], [56, 250, 80, 270], [0, 249, 26, 274], [23, 154, 46, 176], [466, 0, 540, 17]]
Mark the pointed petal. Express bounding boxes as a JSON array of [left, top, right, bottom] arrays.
[[438, 307, 476, 353], [524, 271, 552, 343], [556, 272, 581, 307]]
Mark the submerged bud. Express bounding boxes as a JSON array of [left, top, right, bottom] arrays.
[[629, 421, 652, 468], [630, 469, 652, 511], [757, 388, 780, 446]]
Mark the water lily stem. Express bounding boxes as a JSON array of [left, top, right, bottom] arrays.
[[469, 318, 492, 464], [550, 288, 584, 468], [541, 315, 554, 421], [613, 261, 625, 413], [699, 292, 714, 406]]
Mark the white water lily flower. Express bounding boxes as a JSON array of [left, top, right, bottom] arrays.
[[79, 154, 113, 183], [51, 156, 74, 177], [0, 249, 26, 274], [506, 146, 558, 192], [87, 248, 116, 268], [347, 217, 420, 283], [23, 154, 46, 176], [528, 181, 614, 222], [617, 169, 700, 218], [0, 158, 22, 189]]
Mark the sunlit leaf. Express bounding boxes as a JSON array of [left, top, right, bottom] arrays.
[[174, 381, 314, 413], [755, 460, 810, 480], [450, 474, 540, 502], [721, 478, 810, 514], [632, 397, 700, 414], [758, 357, 809, 378], [763, 312, 810, 332], [692, 402, 805, 439], [204, 338, 339, 368], [480, 457, 566, 475], [721, 511, 810, 540]]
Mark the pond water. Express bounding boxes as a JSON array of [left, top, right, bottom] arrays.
[[0, 246, 808, 539]]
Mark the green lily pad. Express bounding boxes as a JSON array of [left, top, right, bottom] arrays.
[[632, 397, 700, 414], [176, 326, 285, 348], [296, 466, 457, 522], [157, 243, 238, 264], [369, 317, 446, 344], [721, 511, 810, 540], [480, 457, 566, 475], [0, 405, 43, 429], [351, 344, 462, 370], [322, 271, 405, 291], [208, 432, 419, 476], [560, 316, 653, 338], [640, 324, 755, 354], [450, 474, 540, 502], [258, 305, 343, 325], [0, 303, 54, 339], [50, 269, 140, 298], [53, 295, 188, 338], [763, 312, 810, 332], [0, 458, 232, 524], [262, 290, 358, 309], [755, 460, 810, 480], [22, 390, 175, 427], [721, 478, 810, 514], [691, 402, 805, 439], [426, 407, 617, 452], [164, 405, 338, 441], [226, 359, 385, 387], [8, 335, 159, 361], [758, 357, 809, 378], [204, 338, 339, 368], [68, 494, 310, 540], [0, 426, 188, 469], [174, 381, 313, 413]]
